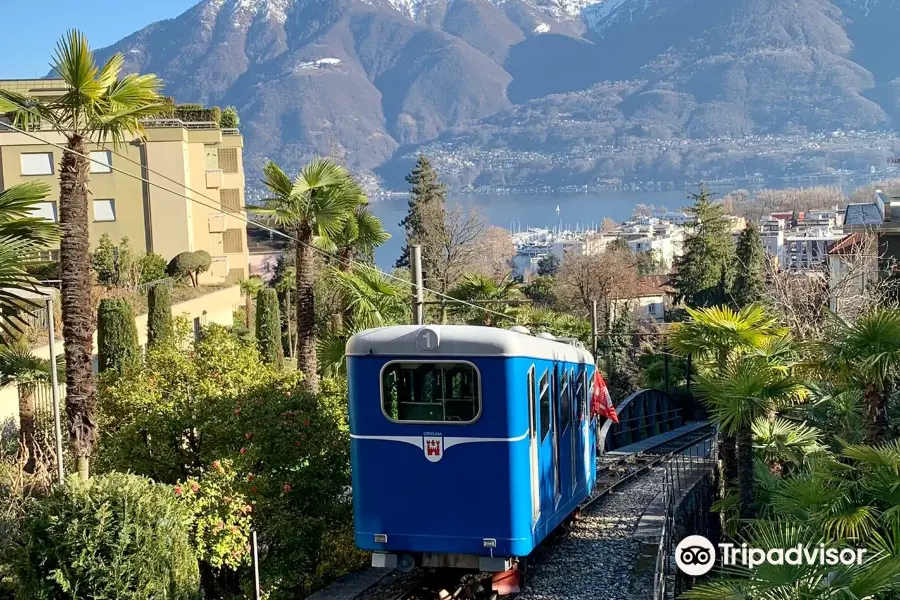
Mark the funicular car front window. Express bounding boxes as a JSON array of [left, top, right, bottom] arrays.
[[381, 362, 481, 423]]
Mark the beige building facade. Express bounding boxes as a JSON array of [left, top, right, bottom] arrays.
[[0, 79, 249, 285]]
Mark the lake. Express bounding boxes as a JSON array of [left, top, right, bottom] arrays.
[[368, 179, 875, 269]]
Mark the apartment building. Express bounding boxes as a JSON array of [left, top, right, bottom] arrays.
[[0, 79, 249, 285]]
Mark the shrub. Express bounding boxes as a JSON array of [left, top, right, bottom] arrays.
[[176, 460, 252, 571], [96, 327, 363, 598], [140, 252, 169, 283], [147, 283, 173, 346], [7, 472, 200, 599], [117, 236, 140, 288], [24, 261, 59, 282], [256, 288, 284, 367], [91, 233, 117, 285], [168, 251, 211, 287], [220, 106, 240, 129], [97, 298, 141, 375]]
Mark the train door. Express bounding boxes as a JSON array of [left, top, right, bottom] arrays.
[[551, 363, 561, 505], [527, 366, 540, 527], [571, 367, 579, 493]]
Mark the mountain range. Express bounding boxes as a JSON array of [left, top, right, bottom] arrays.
[[95, 0, 900, 189]]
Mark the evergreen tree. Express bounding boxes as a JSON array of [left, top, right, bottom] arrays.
[[672, 186, 736, 308], [732, 223, 767, 307], [536, 253, 560, 276], [255, 287, 284, 368], [146, 283, 173, 347], [97, 298, 140, 375], [395, 155, 446, 269]]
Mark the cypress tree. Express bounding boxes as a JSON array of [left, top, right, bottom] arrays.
[[395, 154, 446, 269], [672, 186, 736, 308], [97, 298, 141, 375], [732, 222, 767, 308], [147, 283, 173, 347], [256, 288, 284, 368]]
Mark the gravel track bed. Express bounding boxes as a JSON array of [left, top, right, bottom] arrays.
[[517, 466, 666, 600]]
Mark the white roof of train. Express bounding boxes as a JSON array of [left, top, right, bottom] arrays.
[[346, 325, 595, 364]]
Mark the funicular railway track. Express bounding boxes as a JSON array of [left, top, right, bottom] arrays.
[[376, 423, 716, 600]]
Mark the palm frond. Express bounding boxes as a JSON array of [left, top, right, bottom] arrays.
[[0, 181, 58, 246]]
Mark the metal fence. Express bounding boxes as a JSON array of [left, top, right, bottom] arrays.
[[653, 433, 719, 600], [132, 277, 175, 296]]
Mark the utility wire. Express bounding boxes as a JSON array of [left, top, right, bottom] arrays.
[[0, 113, 518, 323]]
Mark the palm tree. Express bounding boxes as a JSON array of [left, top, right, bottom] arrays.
[[0, 341, 63, 473], [698, 356, 807, 519], [683, 519, 900, 600], [238, 276, 264, 330], [0, 30, 163, 479], [815, 308, 900, 445], [316, 204, 390, 270], [669, 304, 787, 503], [449, 274, 522, 326], [250, 159, 363, 394], [315, 204, 389, 328], [318, 265, 409, 376], [0, 181, 59, 337]]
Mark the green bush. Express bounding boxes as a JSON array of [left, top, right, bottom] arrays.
[[256, 288, 283, 367], [167, 251, 210, 287], [220, 106, 240, 129], [91, 233, 117, 285], [173, 105, 221, 126], [147, 283, 173, 347], [8, 472, 200, 599], [96, 326, 364, 598], [97, 298, 141, 375], [24, 261, 59, 282], [140, 252, 169, 283]]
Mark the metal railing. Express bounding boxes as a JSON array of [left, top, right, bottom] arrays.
[[653, 433, 719, 600], [221, 128, 240, 136], [132, 277, 175, 296], [141, 119, 219, 130]]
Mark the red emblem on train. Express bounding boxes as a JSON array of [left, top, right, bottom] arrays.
[[423, 435, 443, 462]]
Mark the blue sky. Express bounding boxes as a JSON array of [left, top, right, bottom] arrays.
[[0, 0, 196, 79]]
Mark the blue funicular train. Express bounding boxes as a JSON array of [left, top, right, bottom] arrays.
[[346, 324, 598, 591]]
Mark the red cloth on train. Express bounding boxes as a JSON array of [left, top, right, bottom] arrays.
[[591, 371, 619, 423]]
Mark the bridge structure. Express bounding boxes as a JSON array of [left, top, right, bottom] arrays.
[[599, 388, 697, 453]]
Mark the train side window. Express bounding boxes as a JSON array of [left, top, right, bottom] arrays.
[[381, 362, 481, 424], [539, 369, 550, 441], [575, 368, 585, 422], [560, 370, 571, 433]]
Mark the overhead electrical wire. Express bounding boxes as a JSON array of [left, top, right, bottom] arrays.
[[0, 109, 518, 323]]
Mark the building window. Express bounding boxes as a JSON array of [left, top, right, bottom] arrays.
[[93, 199, 116, 222], [223, 228, 243, 253], [204, 145, 219, 170], [539, 369, 551, 442], [221, 189, 241, 212], [20, 152, 53, 175], [90, 151, 112, 173], [31, 201, 58, 222], [218, 148, 238, 173], [381, 362, 481, 423]]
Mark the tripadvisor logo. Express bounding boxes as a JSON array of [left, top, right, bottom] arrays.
[[675, 535, 868, 577]]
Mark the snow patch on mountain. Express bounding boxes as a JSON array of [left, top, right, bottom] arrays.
[[229, 0, 291, 27], [583, 0, 650, 33], [293, 57, 343, 71], [384, 0, 440, 20]]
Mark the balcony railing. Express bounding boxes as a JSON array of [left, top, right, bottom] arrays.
[[222, 128, 240, 136]]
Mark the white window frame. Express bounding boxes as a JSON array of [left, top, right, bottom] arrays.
[[20, 152, 54, 176], [89, 151, 112, 173], [31, 201, 58, 223], [93, 199, 116, 222]]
